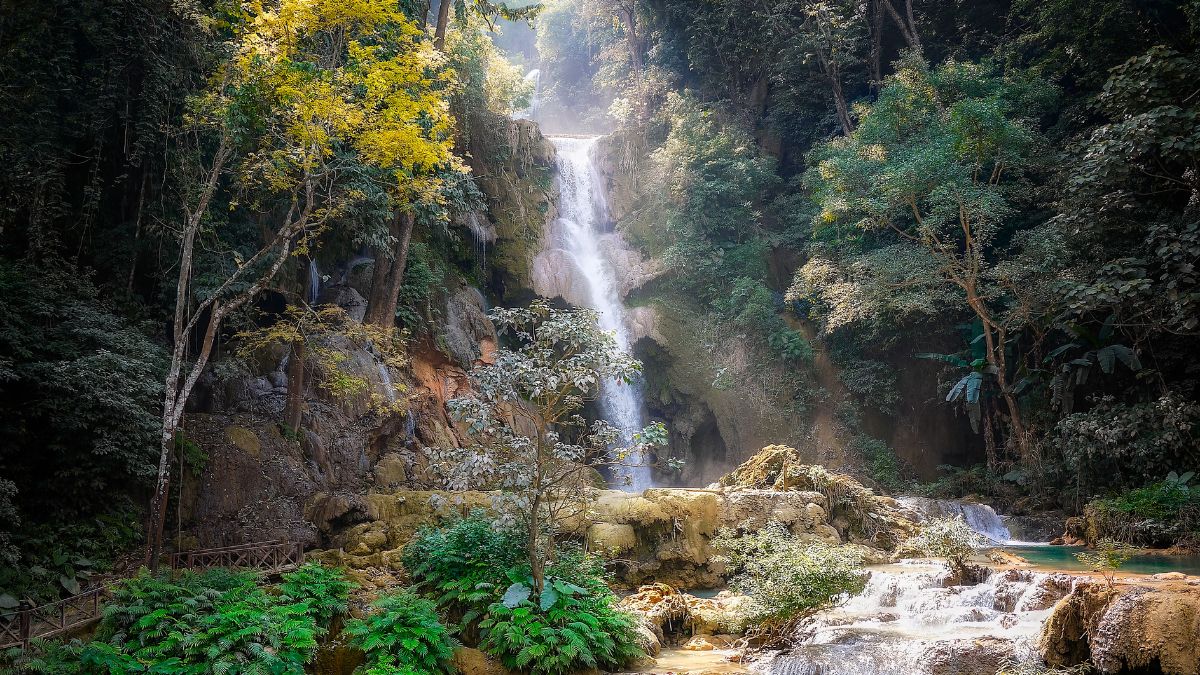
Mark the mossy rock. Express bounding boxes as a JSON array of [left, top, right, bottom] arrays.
[[225, 425, 261, 456]]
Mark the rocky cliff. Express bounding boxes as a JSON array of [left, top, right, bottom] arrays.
[[178, 117, 558, 550], [1040, 577, 1200, 675]]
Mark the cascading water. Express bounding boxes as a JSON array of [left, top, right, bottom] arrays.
[[765, 563, 1068, 675], [551, 136, 652, 492], [307, 259, 322, 305], [519, 69, 541, 121], [897, 496, 1015, 544]]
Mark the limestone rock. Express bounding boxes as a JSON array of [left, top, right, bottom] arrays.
[[587, 522, 638, 554], [319, 284, 368, 322], [373, 453, 407, 488], [225, 425, 261, 456], [1041, 580, 1200, 674]]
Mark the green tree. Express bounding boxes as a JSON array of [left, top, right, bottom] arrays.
[[430, 300, 665, 594], [712, 522, 867, 645], [148, 0, 461, 567], [804, 55, 1054, 462]]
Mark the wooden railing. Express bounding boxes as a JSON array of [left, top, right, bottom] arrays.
[[0, 540, 303, 650], [169, 540, 304, 574], [0, 587, 104, 651]]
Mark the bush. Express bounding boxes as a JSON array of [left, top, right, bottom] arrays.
[[9, 564, 350, 673], [1086, 472, 1200, 547], [1074, 538, 1137, 589], [898, 515, 990, 573], [97, 568, 323, 672], [712, 522, 867, 632], [278, 562, 354, 627], [402, 512, 526, 626], [343, 591, 457, 675], [479, 573, 642, 675]]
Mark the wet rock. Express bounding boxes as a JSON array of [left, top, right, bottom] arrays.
[[916, 637, 1015, 675], [1041, 580, 1200, 674]]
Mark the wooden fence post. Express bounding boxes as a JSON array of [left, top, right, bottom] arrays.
[[18, 601, 30, 647]]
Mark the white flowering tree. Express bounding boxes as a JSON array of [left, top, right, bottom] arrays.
[[429, 300, 667, 593]]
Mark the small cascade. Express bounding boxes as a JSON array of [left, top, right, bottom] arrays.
[[461, 212, 496, 269], [767, 563, 1062, 675], [404, 409, 417, 442], [377, 362, 397, 403], [897, 496, 1013, 543], [550, 136, 651, 492], [307, 259, 322, 305], [516, 69, 541, 121]]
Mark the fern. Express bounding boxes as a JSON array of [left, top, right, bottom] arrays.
[[343, 591, 457, 675], [479, 577, 641, 675], [401, 512, 525, 627]]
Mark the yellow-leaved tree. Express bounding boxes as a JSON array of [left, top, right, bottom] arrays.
[[149, 0, 464, 568]]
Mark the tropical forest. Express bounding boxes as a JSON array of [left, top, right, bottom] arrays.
[[1, 0, 1199, 673]]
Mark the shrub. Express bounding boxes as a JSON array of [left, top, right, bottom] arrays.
[[1074, 538, 1137, 589], [279, 562, 354, 627], [12, 565, 350, 673], [402, 513, 526, 626], [343, 591, 457, 675], [897, 515, 989, 573], [97, 568, 322, 672], [712, 522, 867, 635], [1087, 472, 1200, 547], [479, 572, 642, 675]]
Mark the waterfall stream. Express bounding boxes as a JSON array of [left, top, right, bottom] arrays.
[[765, 563, 1063, 675], [896, 497, 1015, 544], [551, 136, 652, 491]]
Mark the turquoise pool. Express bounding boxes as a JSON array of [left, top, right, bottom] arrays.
[[1002, 544, 1200, 576]]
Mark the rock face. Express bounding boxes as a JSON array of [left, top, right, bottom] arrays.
[[717, 445, 916, 550], [1040, 580, 1200, 674], [617, 584, 749, 656], [467, 115, 558, 296]]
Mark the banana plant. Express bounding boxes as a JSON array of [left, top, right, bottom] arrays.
[[917, 322, 997, 433], [1044, 315, 1142, 413]]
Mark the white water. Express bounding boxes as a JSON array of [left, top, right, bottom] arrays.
[[765, 563, 1064, 675], [517, 69, 542, 121], [897, 496, 1015, 544], [307, 259, 321, 305], [551, 136, 652, 491]]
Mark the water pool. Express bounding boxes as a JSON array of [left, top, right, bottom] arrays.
[[1002, 544, 1200, 575]]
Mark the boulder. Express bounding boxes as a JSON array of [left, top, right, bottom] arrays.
[[586, 523, 638, 554], [1041, 580, 1200, 674]]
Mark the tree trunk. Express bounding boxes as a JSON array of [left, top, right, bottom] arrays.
[[379, 212, 415, 326], [365, 211, 414, 326], [434, 0, 451, 51], [284, 341, 306, 432], [528, 492, 544, 595], [869, 0, 884, 90], [968, 297, 1033, 463], [881, 0, 921, 52], [828, 62, 854, 135]]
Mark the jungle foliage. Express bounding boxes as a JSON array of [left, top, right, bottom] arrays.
[[6, 564, 351, 674], [404, 515, 644, 675], [537, 0, 1200, 513]]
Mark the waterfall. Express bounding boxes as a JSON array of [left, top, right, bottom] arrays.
[[767, 563, 1061, 675], [377, 362, 396, 403], [517, 69, 541, 121], [307, 259, 321, 305], [550, 136, 652, 492], [896, 497, 1014, 544]]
